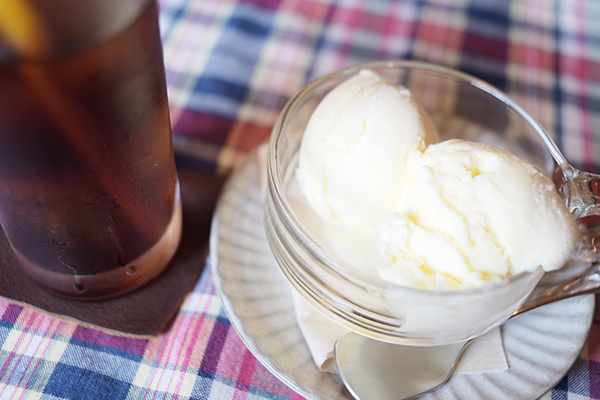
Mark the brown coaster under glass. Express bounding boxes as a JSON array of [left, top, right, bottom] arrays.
[[0, 169, 226, 337]]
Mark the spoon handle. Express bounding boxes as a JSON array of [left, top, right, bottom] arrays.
[[515, 263, 600, 316]]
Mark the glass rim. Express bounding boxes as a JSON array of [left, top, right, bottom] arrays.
[[267, 59, 549, 297]]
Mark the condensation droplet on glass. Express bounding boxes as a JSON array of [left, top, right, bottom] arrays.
[[73, 283, 85, 292], [125, 265, 137, 275]]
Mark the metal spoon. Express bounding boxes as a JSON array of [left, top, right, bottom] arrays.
[[334, 263, 600, 400]]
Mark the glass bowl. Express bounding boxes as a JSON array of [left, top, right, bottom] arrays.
[[265, 60, 594, 346]]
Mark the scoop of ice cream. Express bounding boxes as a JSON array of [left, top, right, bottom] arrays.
[[295, 69, 576, 290], [296, 69, 438, 233], [375, 139, 578, 290]]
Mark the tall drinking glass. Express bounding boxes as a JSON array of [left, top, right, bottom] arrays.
[[0, 0, 182, 300]]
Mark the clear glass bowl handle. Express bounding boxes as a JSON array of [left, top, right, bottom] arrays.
[[555, 165, 600, 261]]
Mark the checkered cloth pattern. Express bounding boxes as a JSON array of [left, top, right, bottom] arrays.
[[1, 0, 600, 399]]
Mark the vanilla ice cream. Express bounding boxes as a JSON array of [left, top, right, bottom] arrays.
[[295, 69, 577, 290], [296, 69, 437, 233], [375, 139, 578, 289]]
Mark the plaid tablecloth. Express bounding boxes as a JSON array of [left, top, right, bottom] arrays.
[[2, 0, 600, 399]]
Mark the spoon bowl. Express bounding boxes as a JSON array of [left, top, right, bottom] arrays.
[[335, 335, 465, 400]]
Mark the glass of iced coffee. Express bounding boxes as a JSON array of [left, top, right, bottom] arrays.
[[0, 0, 182, 300]]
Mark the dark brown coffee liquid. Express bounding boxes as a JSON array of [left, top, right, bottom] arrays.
[[0, 1, 181, 299]]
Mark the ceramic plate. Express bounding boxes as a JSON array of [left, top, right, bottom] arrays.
[[210, 150, 595, 400]]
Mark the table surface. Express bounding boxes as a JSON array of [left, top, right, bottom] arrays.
[[2, 0, 600, 399]]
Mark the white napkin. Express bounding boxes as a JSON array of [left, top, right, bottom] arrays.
[[256, 142, 509, 375]]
